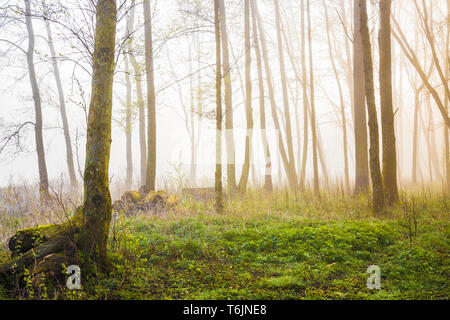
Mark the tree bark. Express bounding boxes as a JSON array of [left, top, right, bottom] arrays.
[[359, 0, 385, 212], [24, 0, 49, 199], [379, 0, 398, 204], [353, 0, 370, 194], [79, 0, 116, 270], [143, 0, 157, 192]]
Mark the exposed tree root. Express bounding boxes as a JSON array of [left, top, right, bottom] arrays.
[[0, 207, 83, 287]]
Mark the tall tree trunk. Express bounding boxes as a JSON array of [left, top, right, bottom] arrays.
[[124, 51, 133, 190], [307, 0, 319, 196], [359, 0, 385, 212], [353, 0, 370, 194], [143, 0, 156, 192], [299, 0, 309, 190], [273, 0, 297, 189], [44, 18, 77, 189], [79, 0, 116, 270], [237, 0, 253, 193], [379, 0, 398, 204], [127, 4, 147, 186], [253, 0, 297, 190], [250, 0, 272, 193], [24, 0, 49, 199], [323, 1, 350, 193], [214, 0, 223, 212], [218, 0, 236, 192]]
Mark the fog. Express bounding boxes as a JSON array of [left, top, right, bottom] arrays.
[[0, 0, 448, 197]]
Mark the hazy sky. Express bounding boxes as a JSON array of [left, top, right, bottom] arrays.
[[0, 0, 447, 194]]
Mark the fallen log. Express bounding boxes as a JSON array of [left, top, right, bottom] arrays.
[[0, 227, 78, 274], [113, 190, 178, 216], [0, 207, 82, 277]]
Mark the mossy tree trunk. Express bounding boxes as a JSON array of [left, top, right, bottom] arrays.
[[79, 0, 116, 271], [0, 1, 116, 279]]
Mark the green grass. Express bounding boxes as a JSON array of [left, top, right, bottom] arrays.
[[0, 189, 449, 300]]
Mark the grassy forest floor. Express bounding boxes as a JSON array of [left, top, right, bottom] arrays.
[[0, 188, 448, 300]]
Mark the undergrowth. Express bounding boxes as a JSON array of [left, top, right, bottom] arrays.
[[0, 187, 448, 300]]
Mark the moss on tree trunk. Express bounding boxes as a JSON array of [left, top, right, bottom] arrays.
[[78, 0, 116, 272]]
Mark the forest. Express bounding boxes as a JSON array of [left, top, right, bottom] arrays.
[[0, 0, 448, 301]]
